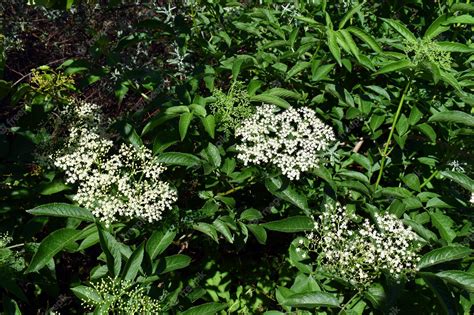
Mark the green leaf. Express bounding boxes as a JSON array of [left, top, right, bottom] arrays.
[[122, 242, 144, 281], [382, 18, 417, 41], [147, 229, 176, 260], [338, 1, 365, 29], [39, 181, 70, 195], [264, 88, 301, 99], [347, 26, 382, 53], [158, 254, 191, 274], [429, 110, 474, 127], [403, 174, 420, 191], [262, 216, 313, 233], [98, 226, 122, 277], [180, 302, 227, 315], [374, 60, 412, 75], [213, 219, 234, 243], [430, 210, 456, 243], [327, 29, 342, 66], [251, 94, 290, 109], [282, 291, 340, 308], [205, 143, 221, 168], [312, 64, 335, 81], [157, 152, 202, 168], [418, 246, 472, 269], [240, 208, 263, 221], [193, 222, 219, 243], [247, 224, 267, 244], [436, 270, 474, 292], [424, 15, 450, 39], [416, 123, 437, 142], [27, 203, 95, 222], [201, 115, 215, 138], [232, 57, 244, 81], [440, 171, 473, 191], [437, 41, 474, 53], [26, 228, 81, 273], [179, 112, 193, 141], [71, 285, 103, 304], [422, 274, 459, 315], [265, 177, 310, 214], [286, 61, 311, 80]]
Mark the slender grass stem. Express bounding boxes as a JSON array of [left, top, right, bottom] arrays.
[[374, 80, 411, 190], [420, 170, 439, 189]]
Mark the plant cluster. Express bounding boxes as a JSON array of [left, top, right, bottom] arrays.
[[0, 0, 473, 314]]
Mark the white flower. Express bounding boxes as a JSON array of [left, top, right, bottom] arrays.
[[51, 101, 177, 226], [235, 104, 335, 180], [303, 203, 420, 287]]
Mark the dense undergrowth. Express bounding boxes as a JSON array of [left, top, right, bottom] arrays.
[[0, 0, 473, 314]]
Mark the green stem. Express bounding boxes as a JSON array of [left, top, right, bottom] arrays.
[[6, 243, 24, 250], [338, 292, 362, 315], [217, 185, 245, 196], [374, 80, 411, 190], [420, 170, 439, 189]]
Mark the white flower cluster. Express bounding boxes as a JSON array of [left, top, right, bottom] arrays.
[[298, 203, 420, 287], [74, 144, 177, 227], [235, 104, 335, 180], [52, 101, 177, 227]]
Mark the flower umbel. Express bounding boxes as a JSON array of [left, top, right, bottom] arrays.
[[300, 203, 420, 287], [81, 277, 161, 314], [51, 101, 177, 226], [235, 104, 335, 180], [73, 144, 177, 227]]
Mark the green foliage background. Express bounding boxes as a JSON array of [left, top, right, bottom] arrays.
[[0, 0, 473, 314]]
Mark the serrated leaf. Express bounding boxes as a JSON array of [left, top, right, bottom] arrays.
[[71, 286, 103, 304], [98, 226, 122, 277], [429, 110, 474, 127], [122, 242, 144, 281], [282, 291, 340, 308], [382, 18, 417, 41], [201, 115, 215, 138], [436, 270, 474, 292], [205, 143, 221, 168], [213, 219, 233, 243], [240, 208, 263, 221], [180, 302, 227, 315], [263, 216, 313, 233], [422, 274, 459, 315], [251, 94, 290, 109], [26, 228, 81, 273], [347, 26, 382, 53], [374, 60, 413, 75], [430, 210, 456, 243], [416, 123, 437, 142], [157, 152, 202, 168], [327, 29, 342, 66], [193, 222, 219, 243], [418, 246, 472, 269], [179, 112, 193, 141], [247, 224, 267, 244], [146, 229, 176, 260], [265, 177, 310, 214], [27, 203, 94, 222], [286, 61, 311, 80], [440, 171, 473, 191], [157, 254, 191, 274]]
